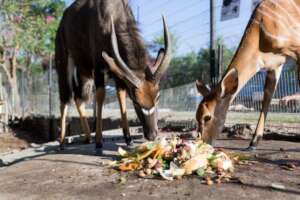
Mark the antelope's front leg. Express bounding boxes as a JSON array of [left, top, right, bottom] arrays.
[[95, 87, 105, 151], [75, 99, 91, 144], [59, 103, 68, 150], [116, 88, 133, 146], [249, 66, 283, 150], [297, 60, 300, 87]]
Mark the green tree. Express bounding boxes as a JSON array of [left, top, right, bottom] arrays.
[[149, 32, 179, 55], [0, 0, 65, 115], [158, 37, 235, 89]]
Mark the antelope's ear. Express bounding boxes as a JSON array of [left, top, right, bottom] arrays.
[[102, 52, 125, 79], [220, 68, 239, 98], [196, 80, 210, 97]]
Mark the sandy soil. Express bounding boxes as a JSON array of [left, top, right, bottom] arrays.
[[0, 136, 299, 200], [0, 133, 28, 154]]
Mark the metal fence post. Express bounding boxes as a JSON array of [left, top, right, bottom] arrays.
[[217, 44, 224, 81], [93, 88, 97, 132], [48, 53, 54, 141], [21, 69, 25, 118]]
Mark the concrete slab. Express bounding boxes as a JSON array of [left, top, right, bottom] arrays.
[[0, 128, 143, 167], [0, 138, 299, 200]]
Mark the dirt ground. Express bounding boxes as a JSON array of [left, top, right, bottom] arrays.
[[0, 132, 29, 154], [0, 133, 299, 200]]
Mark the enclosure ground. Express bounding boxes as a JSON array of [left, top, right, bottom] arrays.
[[101, 109, 300, 128], [0, 132, 29, 154], [53, 109, 300, 125], [0, 131, 299, 200]]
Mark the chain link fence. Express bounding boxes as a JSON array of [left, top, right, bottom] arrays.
[[6, 67, 298, 116], [101, 68, 300, 128], [0, 0, 298, 130]]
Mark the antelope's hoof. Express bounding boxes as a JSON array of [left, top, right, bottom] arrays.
[[245, 146, 257, 152], [59, 143, 65, 150], [95, 148, 103, 156], [95, 143, 103, 156], [125, 137, 134, 147], [84, 138, 92, 144]]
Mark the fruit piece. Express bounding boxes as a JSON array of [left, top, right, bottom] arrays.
[[196, 168, 206, 177], [183, 154, 208, 175], [145, 168, 152, 175], [118, 147, 128, 157], [138, 170, 146, 178], [147, 158, 158, 169], [210, 152, 233, 171], [206, 177, 214, 185], [119, 162, 139, 172]]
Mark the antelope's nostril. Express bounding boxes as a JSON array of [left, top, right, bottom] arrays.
[[145, 131, 157, 141]]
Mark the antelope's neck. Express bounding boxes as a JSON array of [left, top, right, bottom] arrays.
[[226, 20, 261, 102]]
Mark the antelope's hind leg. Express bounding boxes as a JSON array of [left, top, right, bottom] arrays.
[[75, 100, 92, 144], [73, 71, 94, 144], [59, 103, 68, 150], [95, 87, 105, 153]]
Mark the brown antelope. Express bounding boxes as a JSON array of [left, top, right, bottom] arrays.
[[196, 0, 300, 150], [55, 0, 171, 151]]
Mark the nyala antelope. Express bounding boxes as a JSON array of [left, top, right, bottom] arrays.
[[196, 0, 300, 150], [55, 0, 171, 150]]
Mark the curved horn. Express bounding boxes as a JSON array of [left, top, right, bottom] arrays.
[[154, 16, 172, 81], [152, 48, 165, 72], [110, 16, 142, 88]]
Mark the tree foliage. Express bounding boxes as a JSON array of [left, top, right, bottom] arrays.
[[149, 32, 179, 55], [0, 0, 65, 57], [155, 37, 235, 89]]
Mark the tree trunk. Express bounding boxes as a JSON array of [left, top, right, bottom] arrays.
[[0, 45, 21, 118]]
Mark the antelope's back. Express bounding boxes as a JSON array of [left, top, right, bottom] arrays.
[[55, 0, 135, 70], [253, 0, 300, 51]]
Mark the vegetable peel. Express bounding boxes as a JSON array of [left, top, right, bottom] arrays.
[[112, 137, 236, 182]]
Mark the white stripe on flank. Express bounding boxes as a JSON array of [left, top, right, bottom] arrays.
[[260, 2, 300, 36], [289, 0, 300, 15], [258, 21, 289, 42], [269, 0, 300, 26]]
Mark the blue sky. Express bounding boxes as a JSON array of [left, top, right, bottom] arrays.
[[65, 0, 256, 55]]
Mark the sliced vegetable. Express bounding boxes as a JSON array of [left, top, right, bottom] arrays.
[[112, 137, 236, 182]]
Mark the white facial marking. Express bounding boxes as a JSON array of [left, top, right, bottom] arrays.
[[142, 107, 156, 116]]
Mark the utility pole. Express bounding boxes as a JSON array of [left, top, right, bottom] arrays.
[[210, 0, 216, 86], [136, 5, 140, 23]]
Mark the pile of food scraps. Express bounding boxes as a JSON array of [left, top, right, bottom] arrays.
[[111, 137, 236, 184]]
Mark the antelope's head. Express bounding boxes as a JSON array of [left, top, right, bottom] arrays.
[[195, 68, 239, 144], [102, 16, 171, 141]]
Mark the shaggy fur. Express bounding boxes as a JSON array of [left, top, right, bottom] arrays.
[[55, 0, 148, 104]]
